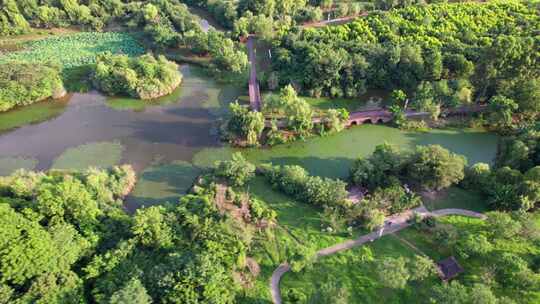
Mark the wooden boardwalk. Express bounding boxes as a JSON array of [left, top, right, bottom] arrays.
[[247, 35, 262, 112]]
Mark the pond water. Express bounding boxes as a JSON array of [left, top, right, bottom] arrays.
[[194, 125, 499, 180], [0, 64, 499, 210], [0, 64, 240, 173]]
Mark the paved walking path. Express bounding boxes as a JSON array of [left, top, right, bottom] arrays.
[[269, 207, 485, 304]]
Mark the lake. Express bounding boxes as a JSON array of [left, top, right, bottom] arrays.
[[0, 64, 499, 210]]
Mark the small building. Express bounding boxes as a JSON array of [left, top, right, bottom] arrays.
[[437, 256, 464, 281]]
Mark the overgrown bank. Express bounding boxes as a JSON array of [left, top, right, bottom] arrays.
[[0, 62, 66, 112]]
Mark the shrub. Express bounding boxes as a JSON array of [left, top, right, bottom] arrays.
[[0, 62, 66, 112], [214, 153, 255, 186], [226, 102, 265, 146], [93, 53, 182, 99], [263, 164, 349, 209]]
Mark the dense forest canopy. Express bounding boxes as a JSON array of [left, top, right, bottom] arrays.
[[0, 165, 258, 303], [271, 1, 539, 117]]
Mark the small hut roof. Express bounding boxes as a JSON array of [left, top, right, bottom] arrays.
[[437, 256, 464, 281]]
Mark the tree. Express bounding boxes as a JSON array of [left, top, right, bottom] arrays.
[[238, 0, 275, 16], [309, 280, 349, 304], [457, 234, 493, 259], [409, 255, 437, 281], [463, 163, 492, 190], [226, 102, 265, 146], [285, 288, 307, 303], [390, 89, 407, 106], [390, 105, 409, 130], [433, 224, 459, 247], [209, 34, 248, 75], [495, 253, 538, 290], [110, 278, 152, 304], [430, 281, 470, 304], [496, 129, 540, 172], [322, 109, 349, 133], [487, 95, 518, 130], [93, 53, 182, 99], [132, 206, 174, 249], [468, 284, 498, 304], [406, 145, 466, 190], [289, 245, 316, 273], [350, 143, 404, 189], [0, 62, 65, 112], [376, 257, 410, 289], [214, 153, 256, 186], [485, 212, 522, 239], [369, 184, 421, 214], [363, 209, 385, 231]]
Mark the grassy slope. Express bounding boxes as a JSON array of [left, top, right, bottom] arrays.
[[241, 176, 353, 302], [275, 214, 540, 303], [242, 173, 538, 303]]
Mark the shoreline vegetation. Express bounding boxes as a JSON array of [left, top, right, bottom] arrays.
[[0, 62, 67, 112], [92, 53, 183, 100]]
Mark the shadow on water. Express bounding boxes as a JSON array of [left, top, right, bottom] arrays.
[[260, 156, 353, 179], [0, 64, 241, 175], [403, 128, 499, 165], [125, 161, 202, 212]]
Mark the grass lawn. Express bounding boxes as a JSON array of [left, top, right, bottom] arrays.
[[239, 176, 354, 302], [422, 187, 489, 213], [51, 141, 124, 171], [272, 214, 540, 303]]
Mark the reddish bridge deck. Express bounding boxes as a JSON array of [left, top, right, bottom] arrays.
[[266, 105, 485, 128]]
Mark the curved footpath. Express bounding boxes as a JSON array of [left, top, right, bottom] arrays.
[[269, 207, 486, 304]]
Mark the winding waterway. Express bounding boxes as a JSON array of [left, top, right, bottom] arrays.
[[0, 64, 499, 210]]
